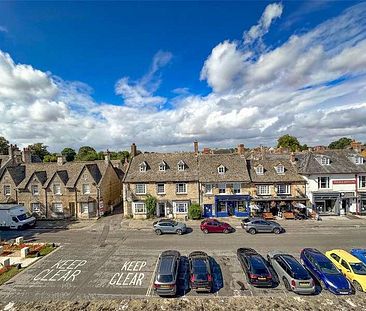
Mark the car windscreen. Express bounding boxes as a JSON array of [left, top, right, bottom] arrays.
[[350, 262, 366, 275], [283, 256, 310, 279], [317, 259, 339, 275], [192, 259, 208, 280], [17, 213, 31, 221], [157, 274, 173, 283], [250, 256, 268, 274]]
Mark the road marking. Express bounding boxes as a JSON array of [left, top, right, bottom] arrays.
[[145, 257, 159, 296]]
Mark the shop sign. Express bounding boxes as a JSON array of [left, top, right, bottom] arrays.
[[332, 180, 356, 185]]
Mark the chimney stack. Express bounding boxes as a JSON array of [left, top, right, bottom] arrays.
[[194, 141, 199, 155], [237, 144, 245, 156], [8, 144, 14, 159], [57, 154, 66, 166], [22, 147, 32, 164], [130, 143, 137, 158], [290, 152, 296, 163], [104, 150, 111, 164]]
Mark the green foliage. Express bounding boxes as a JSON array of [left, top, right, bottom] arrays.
[[144, 195, 157, 218], [0, 266, 21, 286], [76, 146, 99, 161], [328, 137, 353, 149], [0, 136, 9, 155], [188, 203, 202, 220], [61, 148, 76, 162], [29, 143, 50, 161], [277, 134, 301, 152], [43, 153, 58, 163]]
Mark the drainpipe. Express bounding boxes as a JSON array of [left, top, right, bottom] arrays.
[[355, 173, 359, 215], [45, 188, 48, 219], [75, 187, 78, 219], [96, 186, 100, 218]]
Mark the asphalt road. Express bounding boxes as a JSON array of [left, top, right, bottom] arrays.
[[1, 214, 366, 304]]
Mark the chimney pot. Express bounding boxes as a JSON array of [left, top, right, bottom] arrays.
[[22, 147, 32, 164], [194, 141, 199, 155], [237, 144, 245, 156], [57, 155, 66, 165], [130, 143, 137, 158]]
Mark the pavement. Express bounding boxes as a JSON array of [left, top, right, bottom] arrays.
[[0, 213, 365, 307]]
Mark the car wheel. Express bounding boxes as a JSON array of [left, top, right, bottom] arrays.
[[273, 228, 281, 234], [353, 281, 363, 292], [283, 277, 291, 291], [320, 280, 326, 289], [249, 228, 256, 235], [203, 229, 209, 234], [223, 229, 229, 234], [155, 229, 162, 235], [176, 229, 183, 235]]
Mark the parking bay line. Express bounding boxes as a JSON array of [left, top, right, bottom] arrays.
[[145, 257, 159, 296]]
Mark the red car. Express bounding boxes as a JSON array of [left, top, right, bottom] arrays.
[[200, 219, 234, 234]]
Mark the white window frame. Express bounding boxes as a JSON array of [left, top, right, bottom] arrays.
[[256, 165, 264, 175], [177, 161, 185, 171], [31, 203, 41, 214], [355, 157, 364, 165], [133, 202, 146, 214], [233, 183, 241, 194], [204, 183, 213, 194], [218, 183, 226, 194], [318, 177, 330, 189], [139, 162, 147, 172], [53, 202, 63, 213], [176, 183, 187, 194], [257, 185, 270, 195], [31, 185, 39, 196], [277, 184, 290, 195], [81, 202, 89, 214], [321, 157, 330, 165], [82, 183, 90, 194], [174, 201, 189, 214], [217, 165, 225, 174], [159, 163, 166, 171], [275, 165, 285, 174], [359, 176, 366, 189], [157, 183, 165, 194], [53, 183, 61, 195], [135, 184, 146, 194], [4, 185, 11, 196]]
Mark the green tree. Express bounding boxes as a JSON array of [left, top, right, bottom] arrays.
[[277, 134, 301, 152], [188, 204, 202, 220], [43, 153, 58, 163], [0, 136, 9, 155], [76, 146, 99, 161], [328, 137, 353, 149], [144, 195, 157, 218], [29, 143, 50, 161], [61, 148, 76, 162]]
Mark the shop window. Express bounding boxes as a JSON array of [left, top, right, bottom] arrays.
[[217, 201, 226, 213], [237, 201, 246, 213]]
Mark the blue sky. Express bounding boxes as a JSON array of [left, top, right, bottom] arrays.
[[0, 1, 366, 152]]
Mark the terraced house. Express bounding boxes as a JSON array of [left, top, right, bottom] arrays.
[[0, 146, 123, 219]]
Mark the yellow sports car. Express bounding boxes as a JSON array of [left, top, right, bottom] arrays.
[[325, 249, 366, 292]]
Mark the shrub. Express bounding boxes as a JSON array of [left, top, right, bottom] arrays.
[[145, 195, 157, 218], [188, 204, 202, 220]]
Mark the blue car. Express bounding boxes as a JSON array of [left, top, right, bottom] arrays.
[[350, 249, 366, 265], [300, 248, 352, 295]]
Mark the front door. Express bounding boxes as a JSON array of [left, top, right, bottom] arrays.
[[69, 202, 76, 218], [158, 203, 165, 217], [227, 201, 235, 216], [203, 204, 212, 218]]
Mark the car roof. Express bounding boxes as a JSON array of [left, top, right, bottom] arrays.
[[189, 251, 208, 259], [161, 250, 180, 257], [158, 255, 176, 274], [327, 249, 362, 263], [158, 219, 175, 223], [237, 248, 258, 256]]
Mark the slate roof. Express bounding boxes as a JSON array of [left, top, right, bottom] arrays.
[[198, 153, 250, 182], [249, 154, 304, 183], [124, 152, 199, 183], [6, 166, 26, 186], [297, 150, 366, 175]]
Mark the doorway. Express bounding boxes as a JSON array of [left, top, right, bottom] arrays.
[[158, 202, 166, 217]]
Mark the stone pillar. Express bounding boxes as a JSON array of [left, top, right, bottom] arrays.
[[20, 247, 29, 258], [15, 237, 24, 245]]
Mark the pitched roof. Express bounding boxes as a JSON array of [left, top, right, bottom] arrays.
[[198, 153, 250, 182], [249, 154, 304, 183], [124, 152, 199, 183], [6, 166, 26, 186], [297, 150, 366, 175]]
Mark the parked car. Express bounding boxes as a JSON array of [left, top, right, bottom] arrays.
[[350, 249, 366, 265], [237, 248, 273, 287], [300, 248, 352, 295], [153, 219, 187, 235], [267, 251, 315, 294], [153, 250, 181, 296], [188, 251, 212, 292], [325, 249, 366, 292], [241, 218, 284, 235], [200, 219, 234, 234]]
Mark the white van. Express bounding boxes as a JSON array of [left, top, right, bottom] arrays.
[[0, 204, 36, 229]]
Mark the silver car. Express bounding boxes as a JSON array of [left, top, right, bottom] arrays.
[[153, 219, 187, 235], [267, 251, 316, 295], [154, 250, 180, 296], [241, 218, 284, 235]]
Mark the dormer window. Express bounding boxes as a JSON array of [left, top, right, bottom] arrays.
[[255, 165, 264, 175], [355, 156, 364, 165], [275, 164, 285, 174], [139, 162, 147, 172], [321, 157, 330, 165], [159, 161, 166, 171], [177, 160, 185, 171], [217, 165, 226, 174]]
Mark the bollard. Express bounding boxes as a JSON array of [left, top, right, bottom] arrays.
[[15, 237, 24, 245], [2, 258, 10, 267], [0, 246, 3, 255], [20, 247, 29, 258]]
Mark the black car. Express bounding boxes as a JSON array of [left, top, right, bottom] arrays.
[[188, 251, 212, 292], [237, 248, 273, 287]]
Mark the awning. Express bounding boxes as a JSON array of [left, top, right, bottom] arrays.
[[252, 197, 308, 202], [313, 192, 340, 200], [215, 195, 250, 202]]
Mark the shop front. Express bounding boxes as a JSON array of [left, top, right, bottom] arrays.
[[312, 192, 341, 215], [251, 197, 308, 216], [214, 195, 250, 217], [359, 192, 366, 215]]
